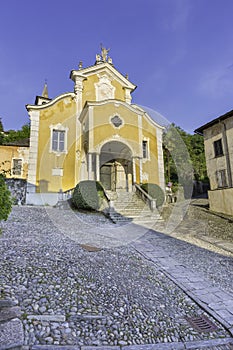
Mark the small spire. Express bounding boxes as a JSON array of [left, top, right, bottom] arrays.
[[42, 80, 49, 98], [78, 61, 83, 70], [125, 73, 129, 79]]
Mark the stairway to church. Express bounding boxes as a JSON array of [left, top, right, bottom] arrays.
[[106, 190, 162, 224]]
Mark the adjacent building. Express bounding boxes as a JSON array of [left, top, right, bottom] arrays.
[[195, 110, 233, 215], [0, 140, 29, 179], [25, 48, 165, 205]]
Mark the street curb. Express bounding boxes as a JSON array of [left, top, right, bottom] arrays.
[[29, 337, 233, 349]]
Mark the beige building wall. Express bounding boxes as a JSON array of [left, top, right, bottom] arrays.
[[208, 188, 233, 216], [201, 115, 233, 216], [203, 115, 233, 190]]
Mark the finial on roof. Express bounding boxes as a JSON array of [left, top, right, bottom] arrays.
[[78, 61, 83, 70], [100, 43, 110, 62], [95, 44, 113, 65], [125, 73, 129, 79], [42, 80, 49, 98]]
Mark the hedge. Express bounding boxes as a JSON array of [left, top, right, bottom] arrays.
[[72, 180, 105, 211], [0, 175, 12, 221]]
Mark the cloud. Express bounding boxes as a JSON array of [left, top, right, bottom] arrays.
[[170, 0, 191, 32], [198, 63, 233, 98]]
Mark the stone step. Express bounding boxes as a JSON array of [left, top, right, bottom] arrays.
[[106, 190, 160, 224]]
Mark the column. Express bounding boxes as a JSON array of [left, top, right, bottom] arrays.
[[132, 157, 136, 184], [96, 153, 100, 181], [139, 157, 143, 183], [88, 153, 92, 180]]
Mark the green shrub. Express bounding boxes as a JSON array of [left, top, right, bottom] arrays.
[[72, 180, 105, 211], [140, 183, 165, 207], [0, 175, 12, 221]]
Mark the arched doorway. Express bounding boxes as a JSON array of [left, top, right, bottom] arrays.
[[100, 141, 133, 191]]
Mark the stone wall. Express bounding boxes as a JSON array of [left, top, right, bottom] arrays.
[[5, 178, 27, 205], [208, 187, 233, 216]]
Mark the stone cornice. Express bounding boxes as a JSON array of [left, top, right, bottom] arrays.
[[70, 62, 137, 91], [79, 100, 164, 129], [26, 92, 75, 111]]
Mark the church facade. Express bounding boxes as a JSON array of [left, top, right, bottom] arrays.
[[26, 48, 165, 205]]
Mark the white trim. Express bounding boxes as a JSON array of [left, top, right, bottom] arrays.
[[89, 107, 94, 151], [49, 123, 69, 155], [96, 153, 100, 181], [80, 100, 164, 130], [70, 62, 136, 91], [27, 110, 40, 192], [11, 158, 23, 177], [95, 73, 116, 101], [142, 137, 150, 161], [124, 87, 132, 104], [97, 136, 135, 157], [109, 113, 124, 129], [132, 104, 165, 130], [52, 168, 63, 176], [26, 93, 75, 111], [138, 114, 142, 156]]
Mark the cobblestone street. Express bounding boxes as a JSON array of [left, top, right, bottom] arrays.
[[0, 200, 233, 349]]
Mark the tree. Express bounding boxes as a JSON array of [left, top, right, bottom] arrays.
[[0, 174, 12, 221], [0, 118, 3, 132], [3, 123, 30, 144], [0, 118, 4, 145], [163, 124, 208, 197]]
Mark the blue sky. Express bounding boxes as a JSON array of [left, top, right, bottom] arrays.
[[1, 0, 233, 134]]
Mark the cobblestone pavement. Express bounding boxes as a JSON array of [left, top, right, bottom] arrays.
[[0, 204, 233, 349]]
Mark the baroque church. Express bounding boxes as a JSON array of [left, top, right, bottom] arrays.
[[26, 47, 165, 205]]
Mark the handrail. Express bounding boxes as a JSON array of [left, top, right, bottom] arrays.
[[58, 185, 113, 211], [58, 188, 75, 201], [134, 184, 157, 211], [102, 187, 111, 204]]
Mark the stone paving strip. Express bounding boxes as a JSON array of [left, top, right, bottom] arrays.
[[0, 206, 233, 350], [29, 336, 233, 349], [131, 229, 233, 339]]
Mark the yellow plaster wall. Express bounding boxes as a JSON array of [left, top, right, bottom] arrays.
[[89, 103, 160, 185], [142, 126, 159, 184], [82, 75, 98, 105], [36, 96, 77, 192], [0, 145, 29, 179], [112, 80, 125, 101], [82, 74, 126, 106], [92, 104, 139, 147]]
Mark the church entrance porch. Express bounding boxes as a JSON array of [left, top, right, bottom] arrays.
[[100, 161, 131, 191], [99, 141, 133, 192]]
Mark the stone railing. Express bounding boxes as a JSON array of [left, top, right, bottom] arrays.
[[134, 184, 157, 211], [58, 188, 75, 201]]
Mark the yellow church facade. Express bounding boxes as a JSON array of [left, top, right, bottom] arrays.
[[26, 49, 165, 205]]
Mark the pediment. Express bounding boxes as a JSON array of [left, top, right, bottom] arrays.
[[70, 62, 136, 91]]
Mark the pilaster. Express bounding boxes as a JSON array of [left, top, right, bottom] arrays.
[[27, 110, 40, 193]]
